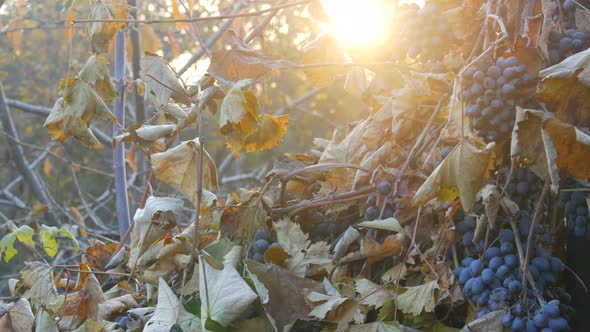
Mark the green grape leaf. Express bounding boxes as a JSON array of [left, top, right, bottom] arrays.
[[14, 225, 35, 246], [39, 226, 59, 258], [0, 233, 18, 262], [58, 228, 79, 254]]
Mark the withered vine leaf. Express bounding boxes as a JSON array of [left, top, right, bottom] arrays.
[[128, 196, 184, 270], [0, 298, 35, 332], [144, 278, 200, 332], [140, 52, 191, 107], [198, 256, 258, 329], [511, 107, 590, 190], [43, 89, 113, 149], [151, 138, 219, 206], [220, 79, 289, 156], [88, 0, 129, 54], [208, 30, 294, 82], [413, 141, 495, 212], [396, 280, 440, 316]]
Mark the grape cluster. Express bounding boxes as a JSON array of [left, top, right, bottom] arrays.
[[399, 4, 454, 62], [503, 300, 571, 332], [454, 211, 484, 255], [461, 56, 535, 141], [548, 29, 589, 64], [559, 191, 589, 238], [364, 181, 396, 221], [505, 167, 542, 210], [251, 230, 281, 263]]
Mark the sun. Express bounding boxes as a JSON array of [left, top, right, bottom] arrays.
[[322, 0, 393, 49]]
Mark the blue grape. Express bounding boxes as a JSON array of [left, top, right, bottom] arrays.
[[512, 317, 525, 331], [481, 268, 494, 284], [489, 256, 503, 271], [459, 268, 471, 285], [470, 259, 483, 275], [548, 318, 568, 330], [542, 302, 560, 318], [253, 239, 269, 253], [253, 252, 264, 263], [377, 181, 392, 195], [534, 313, 548, 327], [501, 241, 514, 254], [504, 254, 518, 268], [500, 229, 515, 243], [366, 195, 377, 207], [503, 314, 514, 327], [532, 257, 550, 272], [255, 229, 268, 241], [508, 280, 522, 294]]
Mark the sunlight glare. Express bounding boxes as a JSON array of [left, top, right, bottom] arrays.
[[323, 0, 390, 48]]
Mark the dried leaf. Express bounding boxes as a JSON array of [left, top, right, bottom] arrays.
[[208, 30, 293, 82], [140, 52, 190, 106], [151, 138, 219, 206], [305, 291, 353, 321], [348, 321, 404, 332], [413, 141, 495, 212], [511, 108, 590, 190], [199, 256, 258, 329], [128, 196, 183, 269], [333, 226, 361, 261], [88, 0, 129, 53], [20, 262, 58, 307], [0, 299, 35, 332], [357, 217, 408, 235], [363, 234, 404, 265], [476, 185, 500, 228], [396, 280, 440, 316], [461, 309, 506, 332], [355, 278, 392, 307], [220, 80, 289, 156], [246, 260, 324, 332], [144, 278, 200, 332], [44, 79, 116, 149], [538, 48, 590, 126]]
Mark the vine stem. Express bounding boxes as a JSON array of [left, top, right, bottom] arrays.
[[190, 94, 205, 267], [521, 180, 550, 300], [113, 31, 131, 242]]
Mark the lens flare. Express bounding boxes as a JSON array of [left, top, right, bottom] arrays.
[[322, 0, 391, 48]]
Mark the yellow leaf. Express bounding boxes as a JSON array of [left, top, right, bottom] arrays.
[[151, 138, 219, 206], [39, 226, 59, 258], [14, 225, 35, 246], [413, 141, 495, 212], [0, 233, 18, 262], [220, 80, 289, 156]]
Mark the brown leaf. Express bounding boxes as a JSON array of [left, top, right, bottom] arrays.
[[208, 30, 294, 83], [88, 0, 129, 53], [85, 239, 119, 270], [151, 138, 219, 206], [511, 108, 590, 189], [127, 196, 183, 270], [413, 141, 495, 212], [0, 299, 35, 332], [245, 260, 325, 332], [363, 234, 404, 265], [538, 48, 590, 126], [140, 52, 191, 106]]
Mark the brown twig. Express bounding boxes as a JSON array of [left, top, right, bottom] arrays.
[[73, 0, 311, 24]]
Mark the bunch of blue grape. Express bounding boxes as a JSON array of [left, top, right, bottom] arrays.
[[364, 180, 396, 221], [461, 56, 536, 141], [548, 29, 589, 64], [251, 230, 281, 263], [398, 4, 454, 62], [504, 167, 543, 210], [503, 300, 571, 331], [559, 190, 589, 238], [454, 210, 484, 255], [454, 229, 523, 317]]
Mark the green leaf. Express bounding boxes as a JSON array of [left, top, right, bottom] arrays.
[[0, 233, 18, 262], [14, 225, 35, 246], [205, 318, 227, 332], [39, 226, 59, 258], [58, 228, 79, 254]]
